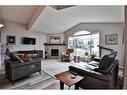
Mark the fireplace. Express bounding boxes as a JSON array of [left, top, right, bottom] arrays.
[[51, 49, 59, 56]]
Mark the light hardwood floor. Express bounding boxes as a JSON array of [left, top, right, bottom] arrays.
[[0, 70, 75, 89]]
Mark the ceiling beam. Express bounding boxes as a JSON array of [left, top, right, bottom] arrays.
[[51, 5, 74, 10], [28, 6, 46, 30]]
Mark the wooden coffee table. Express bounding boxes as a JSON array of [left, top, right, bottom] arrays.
[[55, 71, 84, 89]]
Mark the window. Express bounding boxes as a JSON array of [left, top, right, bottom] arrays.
[[73, 30, 90, 36], [68, 32, 99, 57]]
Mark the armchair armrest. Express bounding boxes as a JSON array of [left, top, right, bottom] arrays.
[[93, 57, 101, 62], [69, 66, 111, 82], [93, 68, 109, 74]]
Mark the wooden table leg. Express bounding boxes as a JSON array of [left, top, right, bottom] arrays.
[[60, 81, 64, 89], [75, 83, 79, 90]]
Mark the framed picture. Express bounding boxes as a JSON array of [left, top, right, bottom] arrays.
[[105, 34, 118, 45], [6, 35, 16, 45], [49, 36, 61, 44]]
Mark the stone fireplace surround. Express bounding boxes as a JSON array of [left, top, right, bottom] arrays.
[[45, 44, 66, 59], [51, 49, 59, 56]]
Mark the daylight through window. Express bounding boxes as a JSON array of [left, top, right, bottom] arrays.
[[68, 32, 99, 57]]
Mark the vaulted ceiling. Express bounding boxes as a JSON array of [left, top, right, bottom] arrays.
[[0, 5, 124, 34], [0, 6, 37, 24]]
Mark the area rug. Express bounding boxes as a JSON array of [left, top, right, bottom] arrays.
[[41, 59, 71, 77], [41, 59, 95, 77]]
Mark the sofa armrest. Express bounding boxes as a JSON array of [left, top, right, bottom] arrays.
[[11, 60, 41, 68], [69, 66, 111, 82]]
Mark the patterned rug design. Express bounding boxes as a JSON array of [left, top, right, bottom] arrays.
[[41, 59, 71, 76]]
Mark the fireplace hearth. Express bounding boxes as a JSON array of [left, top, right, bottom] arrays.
[[45, 44, 66, 58], [51, 49, 59, 56]]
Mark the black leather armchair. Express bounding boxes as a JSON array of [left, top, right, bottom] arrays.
[[69, 53, 119, 89]]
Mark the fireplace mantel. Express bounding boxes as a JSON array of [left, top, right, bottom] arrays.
[[44, 43, 66, 46]]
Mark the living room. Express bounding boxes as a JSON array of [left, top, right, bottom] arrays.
[[0, 5, 126, 90]]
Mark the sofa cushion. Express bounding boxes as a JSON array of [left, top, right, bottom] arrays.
[[7, 52, 24, 63]]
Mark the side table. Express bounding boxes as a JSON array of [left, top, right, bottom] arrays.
[[55, 70, 84, 89]]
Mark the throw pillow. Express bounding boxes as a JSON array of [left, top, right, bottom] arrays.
[[7, 52, 24, 63]]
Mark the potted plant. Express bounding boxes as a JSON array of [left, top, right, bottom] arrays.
[[84, 51, 90, 62], [85, 51, 89, 56], [90, 53, 96, 60]]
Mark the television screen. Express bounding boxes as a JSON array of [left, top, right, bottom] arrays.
[[23, 37, 36, 45]]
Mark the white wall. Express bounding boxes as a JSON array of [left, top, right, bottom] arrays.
[[0, 8, 2, 67], [0, 14, 1, 23], [0, 7, 1, 23], [1, 20, 46, 56], [123, 6, 127, 88], [65, 23, 124, 68]]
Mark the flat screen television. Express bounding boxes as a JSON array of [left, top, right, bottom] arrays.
[[23, 37, 36, 45]]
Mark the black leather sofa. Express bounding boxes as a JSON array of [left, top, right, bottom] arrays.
[[69, 53, 119, 89], [4, 59, 41, 85]]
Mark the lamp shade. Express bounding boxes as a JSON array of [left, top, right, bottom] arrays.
[[0, 24, 4, 28]]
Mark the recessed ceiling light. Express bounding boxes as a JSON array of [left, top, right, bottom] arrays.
[[73, 30, 90, 36], [0, 24, 4, 28]]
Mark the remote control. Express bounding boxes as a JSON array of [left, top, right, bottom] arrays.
[[71, 76, 76, 79]]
